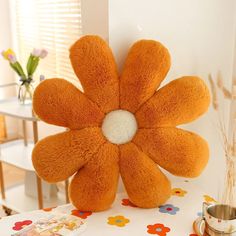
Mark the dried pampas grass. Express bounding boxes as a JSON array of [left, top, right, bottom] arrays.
[[208, 74, 219, 110], [208, 72, 236, 208]]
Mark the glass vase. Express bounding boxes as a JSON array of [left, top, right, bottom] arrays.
[[18, 82, 34, 105]]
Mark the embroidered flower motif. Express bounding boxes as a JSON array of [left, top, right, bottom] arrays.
[[159, 204, 179, 215], [204, 195, 217, 203], [42, 206, 56, 212], [107, 215, 130, 227], [71, 209, 92, 219], [32, 35, 210, 211], [147, 223, 170, 235], [171, 188, 187, 197], [12, 220, 32, 231], [121, 198, 137, 207]]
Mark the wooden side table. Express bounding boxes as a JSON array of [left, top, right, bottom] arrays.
[[0, 98, 69, 213]]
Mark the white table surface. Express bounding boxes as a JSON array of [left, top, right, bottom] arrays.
[[0, 98, 37, 121], [0, 180, 217, 236]]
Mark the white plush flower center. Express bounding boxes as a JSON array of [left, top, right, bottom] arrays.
[[102, 110, 138, 145]]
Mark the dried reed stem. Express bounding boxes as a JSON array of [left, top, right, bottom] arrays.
[[208, 74, 219, 110], [208, 73, 236, 208]]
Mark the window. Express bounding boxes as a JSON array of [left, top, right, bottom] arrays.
[[11, 0, 82, 82]]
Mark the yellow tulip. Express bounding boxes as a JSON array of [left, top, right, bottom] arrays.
[[1, 48, 16, 61]]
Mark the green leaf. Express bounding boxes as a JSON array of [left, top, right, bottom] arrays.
[[15, 62, 26, 77], [9, 63, 21, 76], [26, 55, 33, 76], [29, 57, 39, 75]]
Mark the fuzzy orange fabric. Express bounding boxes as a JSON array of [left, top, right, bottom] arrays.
[[32, 35, 210, 211], [133, 128, 209, 177], [70, 36, 119, 113], [32, 128, 106, 182], [69, 142, 119, 211], [119, 143, 171, 208], [120, 40, 171, 113], [135, 76, 210, 128], [33, 79, 104, 129]]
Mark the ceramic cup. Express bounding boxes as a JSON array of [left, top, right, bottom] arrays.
[[202, 202, 236, 235]]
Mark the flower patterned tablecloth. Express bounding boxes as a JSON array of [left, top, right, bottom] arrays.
[[0, 181, 217, 236]]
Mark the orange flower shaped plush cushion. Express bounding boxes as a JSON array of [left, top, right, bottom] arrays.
[[32, 35, 210, 212]]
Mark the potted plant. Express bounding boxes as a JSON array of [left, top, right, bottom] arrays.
[[1, 48, 47, 104]]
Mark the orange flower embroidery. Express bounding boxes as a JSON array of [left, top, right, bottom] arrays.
[[122, 198, 137, 207], [42, 207, 56, 212], [147, 223, 170, 235], [71, 209, 92, 219]]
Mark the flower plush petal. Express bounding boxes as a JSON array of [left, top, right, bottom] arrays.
[[136, 76, 210, 128], [70, 35, 119, 113], [33, 79, 104, 129], [133, 127, 209, 177], [119, 143, 171, 208], [120, 40, 170, 113], [69, 142, 119, 212], [32, 128, 105, 182]]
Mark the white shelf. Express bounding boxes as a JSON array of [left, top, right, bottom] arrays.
[[0, 140, 34, 171], [0, 97, 37, 121], [0, 184, 66, 213]]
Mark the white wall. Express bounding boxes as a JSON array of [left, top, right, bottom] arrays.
[[233, 26, 236, 80], [0, 0, 18, 138], [0, 0, 14, 88], [109, 0, 236, 197], [81, 0, 109, 41]]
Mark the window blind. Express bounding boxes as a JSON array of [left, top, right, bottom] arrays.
[[11, 0, 82, 82]]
